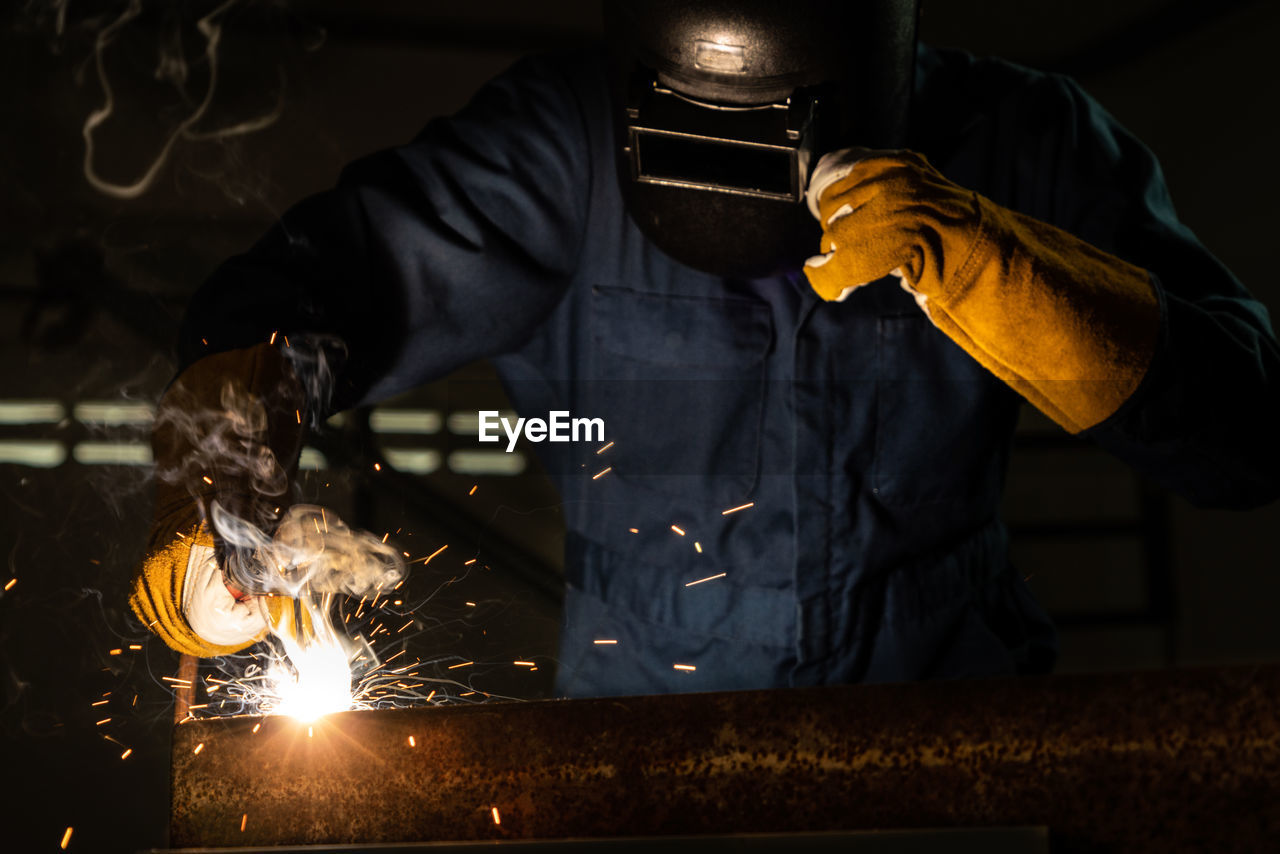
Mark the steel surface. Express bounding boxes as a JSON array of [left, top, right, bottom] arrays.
[[171, 665, 1280, 851]]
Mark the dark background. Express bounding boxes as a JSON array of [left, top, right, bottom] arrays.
[[1, 1, 1278, 851]]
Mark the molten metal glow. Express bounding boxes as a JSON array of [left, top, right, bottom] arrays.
[[266, 629, 355, 723]]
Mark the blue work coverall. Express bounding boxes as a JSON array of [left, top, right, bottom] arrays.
[[179, 47, 1280, 697]]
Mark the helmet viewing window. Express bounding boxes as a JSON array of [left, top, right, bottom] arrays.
[[624, 70, 819, 202]]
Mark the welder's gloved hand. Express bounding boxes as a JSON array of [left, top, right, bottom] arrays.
[[130, 342, 307, 656], [803, 148, 1159, 433], [131, 523, 269, 656], [182, 534, 270, 647]]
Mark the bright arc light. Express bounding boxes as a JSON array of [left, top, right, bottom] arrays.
[[267, 633, 354, 722]]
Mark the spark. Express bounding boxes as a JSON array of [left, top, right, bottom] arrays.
[[514, 661, 536, 667], [252, 723, 261, 734], [694, 542, 703, 553], [296, 409, 302, 424], [382, 532, 390, 543], [162, 676, 192, 685], [592, 466, 612, 480], [3, 578, 15, 591], [374, 462, 382, 472], [464, 558, 477, 566], [465, 601, 476, 607], [95, 718, 110, 726], [670, 525, 686, 536], [628, 528, 639, 534], [593, 639, 617, 645], [721, 502, 755, 515], [193, 743, 204, 755], [128, 644, 141, 650], [673, 664, 697, 671], [427, 690, 437, 701], [447, 661, 473, 670], [397, 620, 413, 633], [492, 806, 502, 825], [240, 814, 247, 832], [596, 441, 614, 454], [120, 749, 132, 760], [685, 572, 726, 587], [91, 700, 108, 707], [420, 544, 448, 565], [408, 736, 416, 747], [269, 331, 278, 345], [201, 476, 213, 485], [284, 335, 290, 347], [469, 485, 478, 496], [60, 827, 73, 849], [109, 648, 122, 655]]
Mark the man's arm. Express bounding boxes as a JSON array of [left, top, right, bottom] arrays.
[[179, 53, 592, 411], [805, 70, 1279, 511], [136, 54, 594, 655], [1045, 75, 1280, 510]]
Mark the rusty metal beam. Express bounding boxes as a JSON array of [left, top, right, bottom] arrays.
[[171, 665, 1280, 850]]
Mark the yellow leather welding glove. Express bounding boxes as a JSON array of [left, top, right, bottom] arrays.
[[130, 343, 307, 656], [804, 149, 1159, 433], [130, 523, 269, 657]]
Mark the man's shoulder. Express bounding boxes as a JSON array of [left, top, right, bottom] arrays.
[[912, 45, 1087, 153], [496, 48, 610, 101], [917, 44, 1070, 103]]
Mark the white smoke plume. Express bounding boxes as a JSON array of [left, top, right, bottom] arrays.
[[151, 374, 292, 504], [212, 502, 406, 599], [81, 0, 283, 199]]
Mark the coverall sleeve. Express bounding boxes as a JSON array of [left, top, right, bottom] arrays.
[[1043, 76, 1280, 510], [176, 54, 591, 411]]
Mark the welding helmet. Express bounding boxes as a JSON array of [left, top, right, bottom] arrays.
[[604, 0, 919, 279]]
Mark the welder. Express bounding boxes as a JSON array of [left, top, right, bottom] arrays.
[[131, 1, 1280, 695]]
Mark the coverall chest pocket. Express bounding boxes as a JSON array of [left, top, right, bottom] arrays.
[[874, 314, 1014, 507], [587, 286, 772, 500]]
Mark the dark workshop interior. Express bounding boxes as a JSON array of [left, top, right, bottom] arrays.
[[2, 1, 1279, 851]]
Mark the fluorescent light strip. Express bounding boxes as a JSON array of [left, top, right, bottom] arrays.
[[384, 449, 441, 474], [447, 450, 526, 475], [0, 441, 67, 467], [73, 401, 155, 425], [298, 448, 328, 470], [447, 410, 517, 436], [0, 401, 64, 424], [369, 409, 442, 435], [72, 443, 152, 465]]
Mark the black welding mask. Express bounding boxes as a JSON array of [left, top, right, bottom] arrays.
[[604, 0, 919, 279]]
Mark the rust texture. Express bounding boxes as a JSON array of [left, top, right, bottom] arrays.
[[171, 665, 1280, 851]]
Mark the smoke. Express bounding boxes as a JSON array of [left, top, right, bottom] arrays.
[[212, 502, 406, 599], [152, 374, 292, 511], [282, 334, 346, 430], [80, 0, 284, 200]]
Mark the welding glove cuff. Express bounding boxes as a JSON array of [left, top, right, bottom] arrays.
[[803, 148, 1159, 433]]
